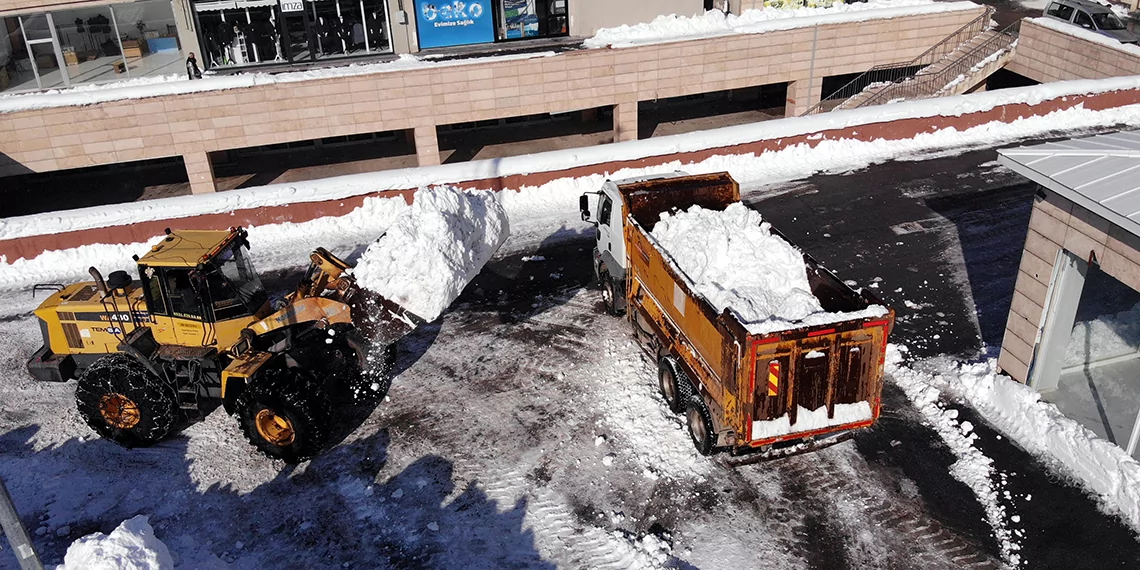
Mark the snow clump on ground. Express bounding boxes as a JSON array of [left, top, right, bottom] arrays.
[[353, 186, 509, 321], [56, 515, 173, 570]]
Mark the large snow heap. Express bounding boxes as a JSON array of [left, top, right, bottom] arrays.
[[652, 202, 824, 325], [352, 186, 509, 322]]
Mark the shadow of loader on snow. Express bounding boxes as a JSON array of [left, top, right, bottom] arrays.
[[0, 424, 553, 569]]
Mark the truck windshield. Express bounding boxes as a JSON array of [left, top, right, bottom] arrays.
[[1093, 13, 1126, 30], [208, 244, 265, 317]]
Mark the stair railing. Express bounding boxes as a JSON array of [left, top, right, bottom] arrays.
[[801, 5, 995, 116]]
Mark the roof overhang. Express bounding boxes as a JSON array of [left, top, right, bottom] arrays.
[[997, 130, 1140, 241]]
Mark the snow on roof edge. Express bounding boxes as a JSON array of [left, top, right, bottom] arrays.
[[3, 75, 1140, 243], [1028, 17, 1140, 58]]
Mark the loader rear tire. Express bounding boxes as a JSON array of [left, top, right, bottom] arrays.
[[236, 367, 331, 463], [658, 357, 692, 414], [685, 397, 715, 456], [75, 354, 178, 448], [600, 271, 625, 317]]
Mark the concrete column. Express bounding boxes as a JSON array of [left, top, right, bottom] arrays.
[[184, 151, 217, 194], [1029, 250, 1088, 393], [170, 0, 203, 66], [414, 125, 441, 167], [613, 101, 638, 143], [784, 76, 824, 117]]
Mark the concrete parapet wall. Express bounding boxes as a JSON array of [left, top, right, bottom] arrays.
[[1006, 18, 1140, 83], [3, 80, 1140, 263], [0, 6, 984, 177]]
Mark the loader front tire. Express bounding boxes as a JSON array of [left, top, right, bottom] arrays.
[[658, 357, 692, 414], [685, 397, 715, 456], [76, 354, 178, 448], [236, 367, 331, 463]]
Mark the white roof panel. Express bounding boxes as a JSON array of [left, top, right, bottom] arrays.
[[998, 130, 1140, 240]]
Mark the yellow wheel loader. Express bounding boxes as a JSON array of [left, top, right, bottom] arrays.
[[26, 228, 420, 463]]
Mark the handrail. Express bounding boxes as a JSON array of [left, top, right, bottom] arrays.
[[801, 6, 995, 116], [857, 19, 1019, 108]]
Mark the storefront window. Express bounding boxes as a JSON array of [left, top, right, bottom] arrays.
[[0, 0, 182, 94], [193, 0, 392, 69], [411, 0, 566, 50], [494, 0, 566, 41]]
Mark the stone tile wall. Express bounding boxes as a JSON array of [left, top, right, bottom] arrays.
[[998, 192, 1140, 383], [1006, 18, 1140, 83], [0, 6, 984, 192]]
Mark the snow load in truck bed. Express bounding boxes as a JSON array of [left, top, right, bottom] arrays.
[[352, 187, 509, 322], [651, 203, 886, 334]]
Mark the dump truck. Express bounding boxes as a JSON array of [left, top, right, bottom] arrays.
[[26, 228, 420, 462], [580, 172, 894, 458]]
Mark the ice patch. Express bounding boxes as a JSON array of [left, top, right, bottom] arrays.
[[56, 515, 173, 570]]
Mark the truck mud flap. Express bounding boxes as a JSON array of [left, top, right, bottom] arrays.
[[718, 430, 857, 467]]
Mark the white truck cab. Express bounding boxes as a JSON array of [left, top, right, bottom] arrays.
[[579, 171, 689, 315]]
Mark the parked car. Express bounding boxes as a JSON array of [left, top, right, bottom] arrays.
[[1042, 0, 1139, 44]]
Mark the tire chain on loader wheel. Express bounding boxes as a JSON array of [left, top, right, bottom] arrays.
[[685, 396, 716, 456], [75, 353, 180, 448], [235, 367, 332, 463], [658, 356, 694, 414]]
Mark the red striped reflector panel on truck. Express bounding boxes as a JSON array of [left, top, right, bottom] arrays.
[[767, 360, 780, 397]]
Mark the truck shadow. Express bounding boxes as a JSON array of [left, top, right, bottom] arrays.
[[0, 424, 553, 569]]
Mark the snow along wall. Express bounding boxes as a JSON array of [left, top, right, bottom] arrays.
[[4, 78, 1140, 263]]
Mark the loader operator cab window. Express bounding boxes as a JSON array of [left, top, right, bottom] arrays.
[[203, 243, 267, 322], [139, 266, 169, 317], [167, 269, 205, 320]]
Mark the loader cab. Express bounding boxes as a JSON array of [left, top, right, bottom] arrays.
[[137, 229, 268, 347]]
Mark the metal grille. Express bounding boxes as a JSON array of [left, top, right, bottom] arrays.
[[62, 323, 84, 349], [57, 311, 75, 322]]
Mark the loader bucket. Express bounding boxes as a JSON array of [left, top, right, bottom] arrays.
[[348, 289, 427, 348]]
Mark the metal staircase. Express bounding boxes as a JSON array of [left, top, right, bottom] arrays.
[[802, 7, 1019, 115]]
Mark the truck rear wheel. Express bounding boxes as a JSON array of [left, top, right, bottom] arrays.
[[75, 354, 178, 448], [600, 270, 625, 317], [658, 357, 692, 414], [685, 397, 715, 456], [236, 367, 331, 463]]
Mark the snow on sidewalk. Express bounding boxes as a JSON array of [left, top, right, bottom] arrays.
[[890, 346, 1140, 553], [585, 0, 977, 48]]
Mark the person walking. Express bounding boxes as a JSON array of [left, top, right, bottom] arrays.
[[186, 52, 203, 80]]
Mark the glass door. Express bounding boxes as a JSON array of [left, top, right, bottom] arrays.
[[19, 13, 69, 89]]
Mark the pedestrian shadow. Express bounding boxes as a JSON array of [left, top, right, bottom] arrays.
[[0, 424, 553, 569]]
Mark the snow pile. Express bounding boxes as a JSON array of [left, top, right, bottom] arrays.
[[353, 187, 509, 321], [751, 401, 873, 439], [935, 356, 1140, 534], [56, 515, 173, 570], [584, 1, 976, 48], [1030, 17, 1140, 57], [888, 348, 1023, 566], [5, 76, 1140, 244], [651, 203, 886, 333], [1065, 301, 1140, 368]]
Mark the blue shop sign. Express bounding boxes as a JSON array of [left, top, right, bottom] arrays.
[[414, 0, 495, 49]]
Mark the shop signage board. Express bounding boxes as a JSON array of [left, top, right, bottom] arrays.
[[414, 0, 494, 49], [503, 0, 539, 39], [279, 0, 303, 12]]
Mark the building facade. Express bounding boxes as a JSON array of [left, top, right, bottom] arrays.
[[0, 0, 708, 93]]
